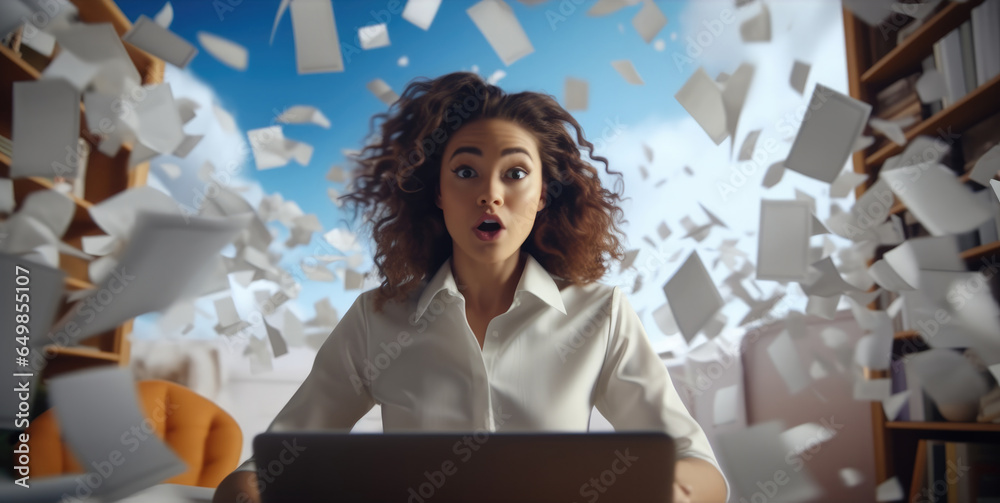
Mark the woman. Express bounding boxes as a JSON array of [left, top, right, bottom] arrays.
[[214, 72, 728, 502]]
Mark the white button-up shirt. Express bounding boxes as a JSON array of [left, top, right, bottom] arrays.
[[239, 253, 725, 490]]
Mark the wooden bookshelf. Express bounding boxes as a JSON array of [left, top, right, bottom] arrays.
[[1, 0, 163, 384], [843, 3, 1000, 499]]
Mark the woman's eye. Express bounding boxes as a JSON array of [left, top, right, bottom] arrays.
[[454, 166, 475, 178], [509, 168, 528, 180]]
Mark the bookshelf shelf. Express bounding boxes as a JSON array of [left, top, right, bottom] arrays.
[[861, 0, 985, 85], [961, 240, 1000, 261], [64, 276, 94, 291], [42, 345, 121, 362], [865, 73, 1000, 167], [893, 330, 920, 340]]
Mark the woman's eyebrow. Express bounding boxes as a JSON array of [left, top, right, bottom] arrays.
[[449, 146, 533, 161]]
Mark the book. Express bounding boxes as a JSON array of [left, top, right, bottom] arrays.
[[936, 27, 967, 108], [971, 0, 1000, 87], [959, 20, 978, 95]]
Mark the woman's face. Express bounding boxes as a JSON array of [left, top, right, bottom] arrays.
[[436, 118, 546, 265]]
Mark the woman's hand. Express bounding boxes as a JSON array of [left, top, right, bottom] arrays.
[[673, 481, 693, 503], [213, 470, 261, 503]]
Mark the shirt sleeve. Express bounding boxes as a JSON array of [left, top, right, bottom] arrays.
[[594, 287, 729, 499], [235, 292, 377, 473]]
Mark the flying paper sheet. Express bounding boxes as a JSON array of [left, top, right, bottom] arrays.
[[52, 22, 142, 95], [359, 23, 390, 50], [403, 0, 443, 30], [134, 83, 186, 155], [715, 421, 822, 502], [883, 135, 950, 172], [785, 84, 871, 183], [738, 129, 761, 161], [467, 0, 534, 66], [739, 2, 771, 42], [762, 160, 785, 188], [12, 79, 80, 178], [875, 476, 904, 502], [663, 252, 724, 342], [631, 0, 667, 43], [247, 125, 314, 170], [906, 349, 990, 412], [757, 200, 811, 281], [565, 77, 588, 111], [40, 48, 100, 91], [880, 163, 993, 235], [197, 31, 247, 70], [768, 331, 810, 395], [869, 116, 912, 146], [45, 212, 251, 344], [969, 144, 1000, 187], [277, 105, 331, 128], [367, 78, 400, 106], [853, 377, 891, 401], [123, 15, 198, 69], [853, 311, 894, 370], [713, 384, 739, 426], [800, 257, 863, 297], [290, 0, 344, 73], [805, 294, 839, 319], [611, 59, 644, 85], [882, 391, 910, 421], [781, 422, 837, 457], [829, 169, 867, 198], [915, 68, 947, 103], [790, 60, 810, 95], [155, 1, 174, 27], [88, 186, 182, 239], [46, 367, 187, 502]]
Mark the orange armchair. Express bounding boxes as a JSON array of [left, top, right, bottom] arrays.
[[27, 379, 243, 488]]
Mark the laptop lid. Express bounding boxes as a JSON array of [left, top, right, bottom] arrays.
[[253, 431, 675, 503]]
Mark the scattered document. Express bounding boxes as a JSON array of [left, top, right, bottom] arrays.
[[247, 125, 314, 169], [882, 391, 910, 421], [875, 476, 904, 502], [155, 1, 174, 27], [805, 294, 839, 319], [277, 105, 331, 128], [883, 135, 950, 171], [790, 60, 810, 95], [762, 160, 785, 188], [868, 116, 912, 146], [123, 15, 198, 69], [738, 129, 761, 161], [467, 0, 534, 66], [197, 31, 247, 70], [403, 0, 442, 30], [134, 83, 186, 155], [631, 0, 667, 43], [829, 169, 867, 198], [781, 422, 836, 457], [715, 421, 822, 502], [359, 23, 390, 50], [880, 163, 993, 235], [840, 468, 864, 488], [757, 200, 811, 281], [40, 48, 100, 91], [739, 2, 771, 42], [290, 0, 344, 73], [367, 78, 400, 106], [89, 186, 182, 239], [611, 59, 644, 85], [969, 144, 1000, 187], [46, 212, 251, 344], [52, 23, 142, 95], [565, 77, 588, 111], [915, 68, 947, 103], [767, 331, 810, 395], [663, 252, 724, 342], [907, 349, 991, 410], [854, 377, 891, 401], [785, 84, 871, 183], [853, 311, 893, 370], [713, 384, 739, 426], [12, 79, 80, 178], [47, 367, 187, 502], [992, 179, 1000, 202]]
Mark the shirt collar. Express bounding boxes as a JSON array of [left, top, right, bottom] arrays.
[[414, 253, 568, 321]]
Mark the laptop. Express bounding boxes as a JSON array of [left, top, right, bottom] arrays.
[[253, 431, 675, 503]]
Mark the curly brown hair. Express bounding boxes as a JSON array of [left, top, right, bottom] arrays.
[[338, 72, 629, 313]]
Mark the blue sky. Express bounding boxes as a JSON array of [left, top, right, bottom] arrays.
[[117, 0, 853, 359]]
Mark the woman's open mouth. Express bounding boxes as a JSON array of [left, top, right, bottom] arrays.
[[473, 221, 503, 241]]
